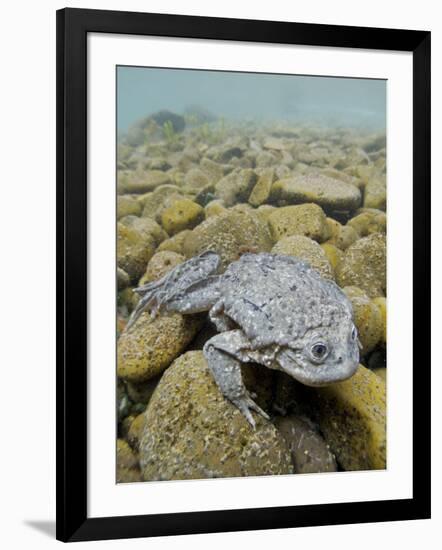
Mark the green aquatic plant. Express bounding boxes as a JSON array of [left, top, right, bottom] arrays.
[[162, 120, 178, 144]]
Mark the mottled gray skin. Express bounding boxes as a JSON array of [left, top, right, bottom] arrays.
[[128, 251, 360, 427]]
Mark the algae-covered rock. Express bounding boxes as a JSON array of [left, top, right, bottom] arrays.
[[272, 235, 334, 280], [372, 296, 387, 344], [373, 368, 387, 384], [214, 168, 257, 206], [336, 233, 386, 298], [204, 199, 227, 218], [123, 170, 171, 194], [343, 287, 383, 354], [117, 312, 203, 382], [117, 222, 157, 282], [183, 209, 273, 270], [320, 243, 344, 273], [117, 439, 142, 483], [126, 375, 162, 406], [117, 267, 130, 290], [347, 209, 387, 237], [248, 168, 275, 207], [120, 215, 168, 244], [199, 157, 224, 183], [271, 173, 361, 211], [139, 351, 293, 480], [157, 229, 192, 254], [255, 204, 277, 224], [160, 198, 204, 235], [117, 195, 142, 220], [274, 415, 337, 474], [325, 217, 359, 250], [312, 365, 386, 471], [267, 203, 329, 243], [183, 167, 210, 192], [138, 250, 185, 286], [363, 177, 386, 210], [127, 413, 147, 451], [141, 184, 184, 219]]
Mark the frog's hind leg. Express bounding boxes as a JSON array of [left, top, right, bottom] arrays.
[[126, 251, 221, 330], [203, 330, 270, 428]]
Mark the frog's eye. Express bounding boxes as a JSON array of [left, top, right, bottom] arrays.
[[351, 325, 358, 341], [310, 342, 328, 362]]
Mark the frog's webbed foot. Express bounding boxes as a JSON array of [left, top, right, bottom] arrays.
[[203, 330, 270, 428], [126, 251, 221, 330]]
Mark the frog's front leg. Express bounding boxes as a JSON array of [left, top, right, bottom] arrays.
[[203, 330, 270, 428]]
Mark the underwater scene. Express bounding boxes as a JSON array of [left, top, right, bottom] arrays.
[[116, 67, 386, 482]]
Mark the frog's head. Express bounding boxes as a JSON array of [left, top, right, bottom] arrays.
[[277, 317, 360, 386]]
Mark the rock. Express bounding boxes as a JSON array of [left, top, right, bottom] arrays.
[[320, 243, 344, 273], [120, 215, 168, 244], [123, 170, 172, 194], [127, 414, 147, 451], [347, 209, 387, 237], [157, 229, 192, 254], [126, 376, 161, 406], [141, 184, 184, 219], [138, 250, 185, 286], [248, 168, 275, 207], [255, 204, 277, 224], [183, 209, 273, 270], [271, 173, 361, 211], [117, 312, 203, 382], [117, 267, 130, 290], [255, 151, 277, 168], [199, 157, 225, 183], [274, 415, 337, 474], [214, 169, 257, 206], [118, 287, 140, 314], [263, 137, 288, 151], [321, 168, 363, 190], [274, 164, 292, 179], [117, 195, 142, 219], [204, 199, 227, 218], [267, 203, 329, 243], [312, 365, 386, 471], [183, 168, 210, 192], [117, 439, 142, 483], [272, 235, 334, 280], [336, 233, 386, 298], [117, 216, 163, 282], [343, 287, 383, 354], [372, 297, 387, 344], [160, 198, 204, 235], [139, 351, 294, 480], [372, 368, 387, 383], [325, 218, 359, 250], [363, 177, 386, 210]]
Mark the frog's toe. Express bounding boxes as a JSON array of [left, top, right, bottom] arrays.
[[232, 394, 269, 428], [245, 394, 270, 421]]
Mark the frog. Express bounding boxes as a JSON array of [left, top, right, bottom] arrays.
[[126, 251, 360, 427]]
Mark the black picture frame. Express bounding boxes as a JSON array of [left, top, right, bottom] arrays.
[[56, 7, 431, 542]]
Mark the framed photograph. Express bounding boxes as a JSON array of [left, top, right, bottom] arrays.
[[56, 7, 431, 542]]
